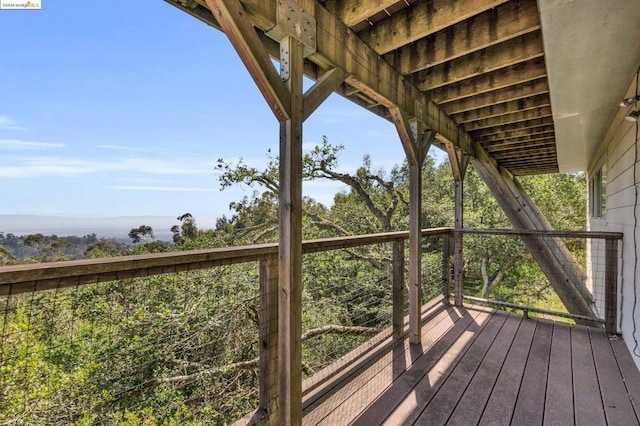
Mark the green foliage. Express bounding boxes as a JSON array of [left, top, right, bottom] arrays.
[[0, 139, 587, 423]]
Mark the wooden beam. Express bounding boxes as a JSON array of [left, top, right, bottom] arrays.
[[278, 35, 304, 425], [386, 0, 541, 74], [205, 0, 291, 122], [442, 78, 549, 115], [452, 93, 550, 124], [303, 67, 347, 121], [428, 58, 547, 104], [358, 0, 508, 55], [320, 0, 399, 27], [391, 113, 434, 344], [413, 31, 544, 91], [486, 139, 556, 153], [445, 143, 469, 307], [463, 106, 552, 131], [408, 161, 423, 344], [169, 0, 476, 155], [482, 131, 556, 145], [472, 118, 554, 139], [389, 106, 419, 165], [493, 149, 557, 160], [487, 136, 555, 149], [471, 147, 594, 319]]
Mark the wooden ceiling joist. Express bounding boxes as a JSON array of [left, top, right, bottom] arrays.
[[171, 0, 564, 180], [319, 0, 401, 28], [356, 0, 509, 55], [464, 106, 552, 131], [470, 117, 554, 138], [442, 78, 549, 115], [492, 147, 557, 159], [453, 93, 551, 124], [386, 0, 541, 75], [413, 31, 544, 92], [428, 58, 547, 104], [483, 133, 555, 147], [477, 125, 555, 142]]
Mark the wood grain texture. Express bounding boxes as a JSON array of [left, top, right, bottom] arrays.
[[571, 325, 606, 426], [446, 313, 521, 426], [511, 319, 553, 425], [543, 322, 574, 426], [477, 316, 536, 425]]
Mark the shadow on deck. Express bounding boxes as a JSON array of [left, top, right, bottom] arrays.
[[301, 302, 640, 425]]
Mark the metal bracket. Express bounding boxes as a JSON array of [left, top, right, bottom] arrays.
[[266, 0, 317, 57]]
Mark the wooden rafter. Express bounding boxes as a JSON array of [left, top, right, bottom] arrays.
[[428, 58, 547, 104], [484, 134, 556, 149], [320, 0, 400, 28], [413, 31, 544, 91], [385, 0, 541, 75], [453, 94, 551, 124], [442, 78, 549, 115], [203, 0, 291, 122], [357, 0, 509, 55], [478, 125, 555, 141], [464, 106, 552, 131]]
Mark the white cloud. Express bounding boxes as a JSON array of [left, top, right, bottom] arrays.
[[0, 116, 23, 130], [0, 139, 65, 150], [96, 144, 145, 152], [108, 185, 215, 192], [0, 155, 213, 178]]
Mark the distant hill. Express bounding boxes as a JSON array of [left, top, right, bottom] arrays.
[[0, 215, 218, 241]]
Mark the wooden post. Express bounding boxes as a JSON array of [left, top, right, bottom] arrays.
[[408, 162, 422, 343], [446, 143, 469, 307], [442, 233, 450, 303], [454, 183, 464, 306], [259, 258, 279, 424], [392, 239, 405, 339], [278, 35, 304, 425], [605, 237, 619, 334], [389, 107, 434, 344]]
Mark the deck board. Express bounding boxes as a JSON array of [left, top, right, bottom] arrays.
[[303, 305, 467, 425], [378, 310, 492, 425], [414, 310, 508, 425], [346, 308, 489, 426], [589, 327, 638, 425], [297, 304, 640, 426], [543, 322, 574, 425], [446, 313, 521, 426], [571, 325, 607, 426], [610, 338, 640, 421], [511, 319, 553, 425], [477, 315, 537, 425]]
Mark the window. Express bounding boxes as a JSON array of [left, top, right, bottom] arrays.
[[590, 165, 607, 218]]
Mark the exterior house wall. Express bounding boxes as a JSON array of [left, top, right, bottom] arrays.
[[588, 77, 640, 369]]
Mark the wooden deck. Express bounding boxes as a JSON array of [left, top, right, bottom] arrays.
[[302, 303, 640, 425]]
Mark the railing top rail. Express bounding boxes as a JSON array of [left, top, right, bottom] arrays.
[[458, 228, 623, 240], [0, 227, 453, 293]]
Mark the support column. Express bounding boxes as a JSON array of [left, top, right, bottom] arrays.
[[208, 1, 346, 423], [278, 35, 304, 425], [446, 143, 469, 306], [390, 107, 434, 344]]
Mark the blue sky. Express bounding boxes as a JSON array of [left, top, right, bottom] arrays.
[[1, 1, 443, 222]]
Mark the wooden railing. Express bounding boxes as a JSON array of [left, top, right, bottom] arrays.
[[0, 227, 622, 424], [454, 228, 623, 334]]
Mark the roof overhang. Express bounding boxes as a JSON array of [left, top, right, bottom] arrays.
[[539, 0, 640, 172]]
